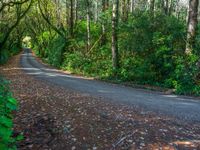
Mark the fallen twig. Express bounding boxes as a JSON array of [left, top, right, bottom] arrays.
[[111, 132, 135, 150]]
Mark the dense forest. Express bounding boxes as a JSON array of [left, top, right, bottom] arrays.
[[0, 0, 200, 95]]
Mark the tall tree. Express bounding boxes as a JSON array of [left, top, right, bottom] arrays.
[[150, 0, 155, 15], [94, 0, 98, 23], [169, 0, 175, 15], [112, 0, 119, 71], [86, 0, 91, 50], [74, 0, 78, 24], [121, 0, 126, 21], [130, 0, 134, 13], [165, 0, 169, 15], [70, 0, 74, 37], [106, 0, 109, 8], [54, 0, 61, 27], [101, 0, 108, 45], [186, 0, 199, 54]]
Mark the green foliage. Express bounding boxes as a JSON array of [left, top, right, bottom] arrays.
[[173, 55, 200, 95], [0, 42, 22, 64], [62, 45, 112, 77], [0, 77, 22, 150], [117, 11, 187, 87], [47, 36, 66, 67], [0, 50, 10, 65], [32, 31, 66, 67], [32, 10, 200, 96]]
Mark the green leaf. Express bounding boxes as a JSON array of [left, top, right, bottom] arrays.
[[16, 134, 24, 141], [7, 97, 17, 106], [0, 116, 13, 128], [6, 103, 17, 111], [0, 126, 12, 141], [8, 145, 17, 150], [0, 143, 7, 150]]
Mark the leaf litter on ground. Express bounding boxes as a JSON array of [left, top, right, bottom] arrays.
[[0, 54, 200, 150]]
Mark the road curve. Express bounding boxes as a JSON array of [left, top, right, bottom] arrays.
[[20, 49, 200, 123]]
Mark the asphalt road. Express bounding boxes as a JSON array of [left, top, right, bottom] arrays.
[[20, 49, 200, 123]]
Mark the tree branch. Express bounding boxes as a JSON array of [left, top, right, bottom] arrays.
[[0, 0, 30, 13], [38, 0, 67, 40], [0, 0, 33, 51]]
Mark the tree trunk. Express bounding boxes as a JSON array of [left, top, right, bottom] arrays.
[[94, 0, 98, 23], [101, 0, 106, 45], [130, 0, 134, 13], [165, 0, 169, 15], [66, 0, 68, 37], [126, 0, 129, 20], [150, 0, 155, 15], [160, 0, 165, 13], [186, 0, 199, 54], [106, 0, 109, 8], [75, 0, 78, 23], [86, 0, 91, 50], [55, 0, 61, 28], [121, 0, 129, 21], [112, 0, 119, 71], [121, 0, 128, 21], [168, 0, 174, 16], [70, 0, 74, 37]]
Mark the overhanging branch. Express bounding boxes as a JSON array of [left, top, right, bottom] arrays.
[[0, 0, 33, 50]]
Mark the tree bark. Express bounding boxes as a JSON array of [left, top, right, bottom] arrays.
[[150, 0, 155, 15], [94, 0, 98, 23], [74, 0, 78, 24], [101, 0, 106, 45], [130, 0, 134, 13], [165, 0, 169, 15], [54, 0, 61, 28], [121, 0, 128, 21], [105, 0, 109, 9], [112, 0, 119, 71], [70, 0, 74, 37], [86, 0, 91, 50], [168, 0, 174, 16], [186, 0, 199, 54]]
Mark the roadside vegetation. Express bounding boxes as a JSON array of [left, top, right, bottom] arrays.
[[0, 77, 22, 150], [29, 0, 200, 95]]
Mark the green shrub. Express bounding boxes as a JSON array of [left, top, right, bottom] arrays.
[[0, 50, 9, 65], [0, 77, 22, 150], [118, 11, 186, 85], [0, 42, 21, 64], [32, 32, 66, 67], [47, 36, 66, 67], [174, 55, 200, 95]]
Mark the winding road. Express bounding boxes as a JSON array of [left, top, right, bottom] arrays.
[[20, 49, 200, 123]]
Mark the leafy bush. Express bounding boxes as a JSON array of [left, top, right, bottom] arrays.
[[0, 50, 9, 65], [47, 36, 66, 67], [173, 55, 200, 95], [0, 77, 22, 150], [118, 11, 186, 86], [0, 42, 21, 64], [32, 31, 66, 67]]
